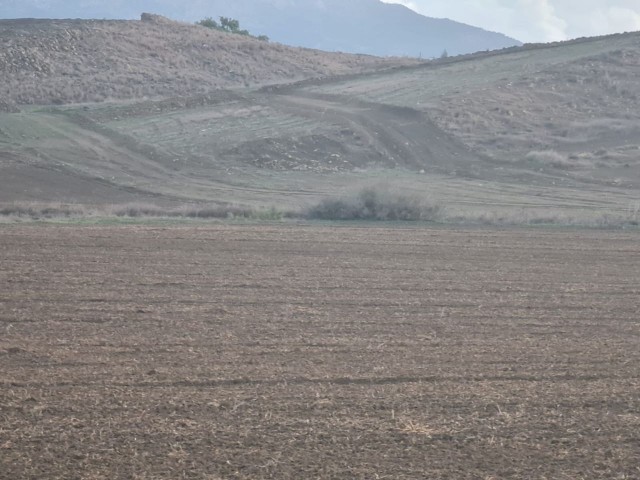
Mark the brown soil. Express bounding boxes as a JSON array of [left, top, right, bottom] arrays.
[[1, 224, 639, 479]]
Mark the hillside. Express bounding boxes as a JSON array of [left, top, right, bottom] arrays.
[[0, 14, 417, 106], [301, 33, 640, 190], [0, 22, 639, 225], [0, 0, 521, 58]]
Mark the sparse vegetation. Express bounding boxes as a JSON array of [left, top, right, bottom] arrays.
[[442, 206, 640, 228], [1, 200, 638, 229]]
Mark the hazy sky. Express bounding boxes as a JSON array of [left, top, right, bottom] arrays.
[[383, 0, 640, 42]]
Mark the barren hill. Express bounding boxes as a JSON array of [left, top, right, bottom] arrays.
[[0, 22, 639, 225], [0, 14, 417, 106], [301, 32, 640, 189]]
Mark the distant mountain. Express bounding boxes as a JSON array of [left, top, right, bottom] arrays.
[[0, 0, 522, 57]]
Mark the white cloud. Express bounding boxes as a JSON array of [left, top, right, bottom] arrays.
[[554, 2, 640, 38], [383, 0, 640, 42]]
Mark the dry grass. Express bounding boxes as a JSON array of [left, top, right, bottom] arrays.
[[0, 202, 285, 221]]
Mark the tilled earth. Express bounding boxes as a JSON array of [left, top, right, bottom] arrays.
[[1, 224, 639, 479]]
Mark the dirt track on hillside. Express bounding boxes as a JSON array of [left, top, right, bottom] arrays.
[[1, 224, 639, 479], [256, 91, 482, 174]]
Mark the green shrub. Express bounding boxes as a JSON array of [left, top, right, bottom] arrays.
[[306, 187, 441, 221], [196, 16, 263, 39]]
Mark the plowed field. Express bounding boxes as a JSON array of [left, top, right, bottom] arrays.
[[1, 224, 639, 479]]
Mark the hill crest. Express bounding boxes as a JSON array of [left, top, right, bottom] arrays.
[[0, 0, 521, 57], [0, 15, 418, 106]]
